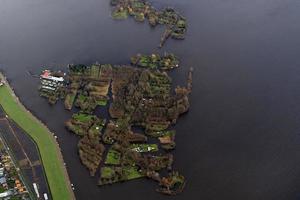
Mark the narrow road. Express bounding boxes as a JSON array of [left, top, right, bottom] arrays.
[[0, 117, 38, 182]]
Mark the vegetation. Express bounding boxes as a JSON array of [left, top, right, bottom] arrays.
[[78, 132, 105, 176], [110, 0, 187, 47], [0, 84, 72, 200], [73, 113, 94, 123], [36, 56, 193, 195], [99, 166, 144, 185], [146, 130, 175, 137], [123, 166, 144, 180], [157, 171, 186, 195], [105, 149, 121, 165], [64, 93, 76, 110], [112, 9, 129, 19], [130, 144, 158, 153], [0, 185, 5, 193], [100, 167, 115, 179], [131, 53, 179, 70], [65, 113, 105, 136]]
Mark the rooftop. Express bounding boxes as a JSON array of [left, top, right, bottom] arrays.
[[41, 70, 64, 82]]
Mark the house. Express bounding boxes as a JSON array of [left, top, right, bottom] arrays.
[[159, 136, 172, 144], [0, 167, 4, 177], [0, 190, 13, 198], [15, 179, 25, 193], [0, 177, 6, 185]]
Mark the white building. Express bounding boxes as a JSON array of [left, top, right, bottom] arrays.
[[40, 70, 64, 92], [0, 190, 13, 198]]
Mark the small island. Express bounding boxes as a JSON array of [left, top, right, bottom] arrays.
[[110, 0, 187, 47], [38, 53, 193, 195]]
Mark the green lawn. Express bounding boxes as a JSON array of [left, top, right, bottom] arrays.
[[105, 149, 121, 165], [100, 167, 115, 179], [112, 9, 129, 20], [72, 113, 94, 123], [97, 99, 107, 106], [100, 166, 143, 181], [65, 93, 76, 110], [123, 166, 144, 180], [0, 85, 72, 199]]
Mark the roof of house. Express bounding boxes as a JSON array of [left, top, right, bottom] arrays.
[[41, 70, 64, 82], [0, 190, 13, 198], [0, 177, 6, 184]]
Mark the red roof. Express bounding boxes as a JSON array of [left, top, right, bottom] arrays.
[[41, 70, 51, 78]]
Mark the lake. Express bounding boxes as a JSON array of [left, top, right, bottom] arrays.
[[1, 0, 300, 199]]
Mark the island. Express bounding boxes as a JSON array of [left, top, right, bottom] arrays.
[[110, 0, 187, 47], [38, 53, 193, 195]]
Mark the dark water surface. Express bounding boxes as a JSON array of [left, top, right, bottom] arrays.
[[1, 0, 300, 199]]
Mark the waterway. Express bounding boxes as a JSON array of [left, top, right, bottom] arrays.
[[1, 0, 300, 199]]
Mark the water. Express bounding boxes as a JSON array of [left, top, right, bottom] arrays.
[[1, 0, 300, 199]]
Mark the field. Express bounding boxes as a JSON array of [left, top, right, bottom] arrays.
[[100, 166, 144, 183], [73, 113, 94, 123], [105, 149, 121, 165], [112, 9, 128, 20], [0, 82, 73, 199]]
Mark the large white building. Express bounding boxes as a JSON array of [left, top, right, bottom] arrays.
[[40, 70, 64, 92]]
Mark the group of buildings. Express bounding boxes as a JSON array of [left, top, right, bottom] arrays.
[[40, 70, 64, 92], [0, 143, 29, 199]]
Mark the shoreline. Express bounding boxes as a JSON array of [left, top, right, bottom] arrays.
[[0, 72, 75, 200]]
